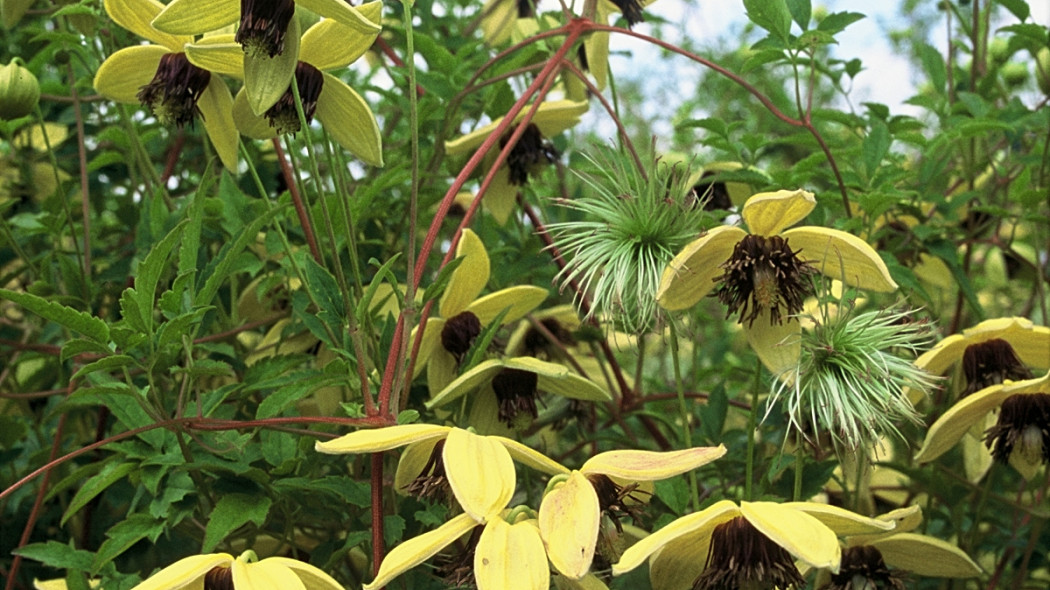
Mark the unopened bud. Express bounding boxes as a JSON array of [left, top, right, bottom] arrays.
[[1036, 47, 1050, 96], [0, 59, 40, 120]]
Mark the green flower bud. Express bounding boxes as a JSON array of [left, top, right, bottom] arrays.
[[0, 59, 40, 120], [1036, 47, 1050, 96]]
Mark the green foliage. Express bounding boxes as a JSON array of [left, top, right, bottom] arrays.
[[2, 0, 1048, 589]]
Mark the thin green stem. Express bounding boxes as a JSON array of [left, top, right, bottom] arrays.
[[745, 358, 762, 502], [793, 430, 803, 502], [668, 319, 700, 511]]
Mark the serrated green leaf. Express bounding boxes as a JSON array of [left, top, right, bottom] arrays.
[[255, 372, 327, 419], [61, 338, 112, 362], [93, 514, 165, 572], [785, 0, 810, 29], [155, 306, 212, 351], [118, 288, 147, 334], [177, 167, 212, 291], [741, 49, 789, 73], [202, 493, 273, 552], [397, 409, 420, 424], [196, 206, 284, 308], [134, 219, 188, 334], [421, 256, 464, 304], [62, 461, 137, 526], [357, 254, 402, 322], [302, 255, 345, 322], [862, 119, 890, 179], [13, 541, 95, 572], [816, 11, 865, 35], [916, 42, 946, 95], [998, 0, 1029, 21], [71, 354, 136, 381], [0, 289, 108, 343], [744, 0, 793, 43]]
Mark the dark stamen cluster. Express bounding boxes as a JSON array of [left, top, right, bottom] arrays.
[[586, 473, 648, 533], [609, 0, 646, 27], [516, 0, 536, 18], [491, 368, 539, 427], [136, 53, 211, 128], [691, 171, 732, 212], [435, 526, 483, 588], [236, 0, 296, 58], [693, 516, 805, 590], [204, 566, 233, 590], [715, 234, 816, 327], [822, 545, 906, 590], [441, 311, 482, 361], [983, 393, 1050, 465], [405, 440, 451, 502], [961, 338, 1033, 397], [500, 123, 557, 185], [265, 62, 325, 135]]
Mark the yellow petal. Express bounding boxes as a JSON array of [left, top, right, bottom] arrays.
[[539, 471, 601, 579], [426, 348, 459, 398], [411, 318, 442, 378], [475, 519, 550, 590], [427, 359, 505, 409], [232, 87, 278, 140], [300, 16, 379, 71], [468, 386, 518, 436], [444, 428, 515, 521], [741, 189, 815, 236], [2, 0, 35, 28], [491, 435, 570, 475], [314, 73, 384, 166], [235, 558, 307, 590], [580, 446, 727, 481], [440, 229, 490, 317], [263, 558, 344, 590], [364, 513, 478, 590], [467, 286, 549, 326], [244, 17, 301, 115], [94, 45, 168, 104], [538, 371, 611, 402], [314, 424, 450, 454], [151, 0, 238, 35], [914, 385, 1013, 464], [184, 41, 244, 78], [552, 573, 609, 590], [741, 502, 840, 571], [648, 531, 712, 590], [781, 226, 898, 292], [480, 0, 517, 46], [296, 0, 382, 35], [131, 554, 232, 590], [656, 225, 748, 311], [105, 0, 192, 49], [393, 439, 438, 493], [781, 502, 895, 536], [961, 430, 994, 482], [198, 78, 239, 172], [481, 166, 518, 225], [744, 313, 802, 377], [445, 100, 589, 155], [612, 500, 740, 575], [583, 31, 610, 91], [870, 533, 982, 577], [914, 317, 1050, 376]]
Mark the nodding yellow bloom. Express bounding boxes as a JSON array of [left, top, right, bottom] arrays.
[[151, 0, 379, 118], [612, 500, 893, 590], [445, 100, 587, 224], [538, 446, 726, 580], [412, 229, 548, 394], [317, 426, 558, 590], [129, 550, 343, 590], [916, 369, 1050, 480], [657, 189, 897, 376], [93, 0, 238, 171], [813, 505, 981, 588], [182, 5, 384, 166]]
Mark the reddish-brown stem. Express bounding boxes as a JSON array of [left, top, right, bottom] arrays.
[[4, 406, 68, 590], [272, 138, 322, 264], [160, 132, 187, 185]]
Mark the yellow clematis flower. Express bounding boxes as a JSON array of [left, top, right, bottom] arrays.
[[657, 189, 897, 376], [427, 356, 611, 432], [129, 550, 343, 590], [811, 505, 981, 588], [182, 6, 384, 166], [151, 0, 379, 116], [315, 424, 567, 518], [612, 500, 893, 590], [538, 446, 726, 580], [413, 229, 548, 394], [445, 100, 588, 224], [93, 0, 238, 171], [916, 369, 1050, 480]]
